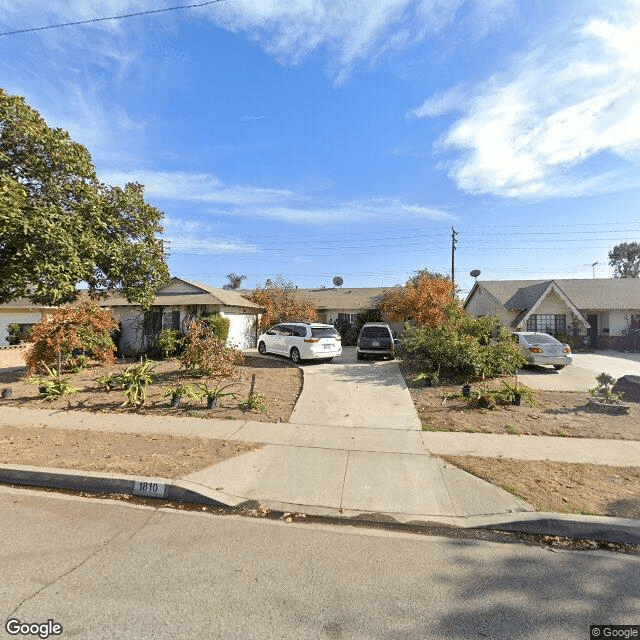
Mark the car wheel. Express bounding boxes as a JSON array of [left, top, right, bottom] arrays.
[[258, 341, 267, 355], [290, 347, 301, 364], [357, 351, 364, 360], [553, 364, 565, 370]]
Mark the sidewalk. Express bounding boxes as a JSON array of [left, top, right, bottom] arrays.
[[0, 350, 638, 544], [1, 405, 638, 544]]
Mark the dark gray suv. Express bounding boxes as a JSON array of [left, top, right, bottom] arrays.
[[356, 322, 395, 360]]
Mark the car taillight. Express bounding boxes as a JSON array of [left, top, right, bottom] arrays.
[[563, 347, 571, 353], [304, 338, 320, 343], [529, 347, 543, 353]]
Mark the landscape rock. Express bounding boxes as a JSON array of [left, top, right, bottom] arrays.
[[612, 375, 640, 403]]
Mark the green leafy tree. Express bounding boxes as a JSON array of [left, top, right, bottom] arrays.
[[0, 88, 169, 307], [402, 302, 525, 379], [608, 242, 640, 278], [223, 273, 246, 290]]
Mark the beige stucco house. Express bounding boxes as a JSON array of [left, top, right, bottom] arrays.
[[298, 287, 403, 335], [464, 279, 640, 349]]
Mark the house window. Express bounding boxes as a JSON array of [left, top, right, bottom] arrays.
[[337, 312, 358, 324], [162, 310, 180, 330], [526, 314, 566, 335], [143, 310, 163, 338]]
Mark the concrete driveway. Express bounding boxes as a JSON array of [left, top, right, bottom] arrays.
[[518, 350, 640, 391], [288, 346, 421, 429]]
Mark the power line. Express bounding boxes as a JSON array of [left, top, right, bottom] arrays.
[[0, 0, 227, 37]]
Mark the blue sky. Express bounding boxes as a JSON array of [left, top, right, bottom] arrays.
[[2, 0, 640, 297]]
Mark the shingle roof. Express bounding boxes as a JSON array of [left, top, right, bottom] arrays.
[[296, 287, 396, 309], [478, 279, 640, 311], [0, 298, 52, 310], [98, 279, 263, 310]]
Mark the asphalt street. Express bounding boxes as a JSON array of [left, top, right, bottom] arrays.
[[1, 486, 638, 640]]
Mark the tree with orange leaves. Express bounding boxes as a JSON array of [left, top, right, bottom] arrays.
[[249, 277, 317, 332], [379, 270, 455, 328], [25, 302, 119, 373]]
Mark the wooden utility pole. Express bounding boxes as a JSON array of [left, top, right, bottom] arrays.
[[451, 227, 458, 286]]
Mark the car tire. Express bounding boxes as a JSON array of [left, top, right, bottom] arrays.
[[258, 341, 267, 355], [357, 351, 364, 360], [553, 364, 565, 370], [290, 347, 301, 364]]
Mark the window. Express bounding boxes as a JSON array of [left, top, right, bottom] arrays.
[[162, 310, 180, 330], [143, 310, 162, 338], [526, 314, 566, 335], [337, 312, 357, 324]]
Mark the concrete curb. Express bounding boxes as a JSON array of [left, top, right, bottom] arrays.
[[0, 464, 244, 509], [2, 464, 638, 546]]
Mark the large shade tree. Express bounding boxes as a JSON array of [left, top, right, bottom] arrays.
[[0, 88, 169, 308], [608, 242, 640, 278]]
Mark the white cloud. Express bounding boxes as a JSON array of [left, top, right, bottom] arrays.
[[101, 169, 453, 224], [406, 85, 467, 118], [163, 218, 259, 254], [414, 2, 640, 198], [204, 0, 512, 80], [101, 170, 293, 206]]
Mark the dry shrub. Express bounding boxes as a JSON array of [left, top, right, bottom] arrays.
[[180, 321, 244, 378], [25, 302, 119, 373]]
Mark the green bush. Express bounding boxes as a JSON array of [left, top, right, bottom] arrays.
[[201, 313, 230, 342], [156, 328, 181, 359], [402, 302, 525, 379]]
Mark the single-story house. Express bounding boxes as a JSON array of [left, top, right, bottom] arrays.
[[0, 298, 52, 345], [298, 287, 403, 335], [464, 278, 640, 349], [98, 278, 263, 354]]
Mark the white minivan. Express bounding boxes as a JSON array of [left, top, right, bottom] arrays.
[[257, 323, 342, 364]]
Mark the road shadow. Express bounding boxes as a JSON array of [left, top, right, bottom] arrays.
[[427, 539, 640, 639]]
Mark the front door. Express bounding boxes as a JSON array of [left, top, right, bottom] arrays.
[[587, 314, 598, 348]]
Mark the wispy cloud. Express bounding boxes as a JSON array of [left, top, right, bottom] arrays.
[[163, 218, 259, 254], [406, 85, 467, 119], [101, 170, 293, 206], [411, 1, 640, 198], [205, 0, 514, 81], [101, 169, 453, 224]]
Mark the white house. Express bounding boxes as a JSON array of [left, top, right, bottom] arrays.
[[0, 298, 52, 345], [98, 277, 263, 354]]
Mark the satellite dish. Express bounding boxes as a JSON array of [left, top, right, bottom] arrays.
[[470, 269, 481, 279], [332, 276, 344, 287]]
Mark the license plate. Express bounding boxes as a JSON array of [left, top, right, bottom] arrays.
[[324, 344, 333, 350], [371, 341, 380, 347]]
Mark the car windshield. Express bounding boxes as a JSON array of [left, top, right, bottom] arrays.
[[361, 327, 391, 339], [525, 334, 560, 345], [311, 327, 339, 338]]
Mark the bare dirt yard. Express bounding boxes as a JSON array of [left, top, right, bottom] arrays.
[[400, 365, 640, 441], [0, 355, 301, 477], [400, 363, 640, 518], [0, 426, 258, 478], [0, 355, 302, 423], [442, 456, 640, 519]]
